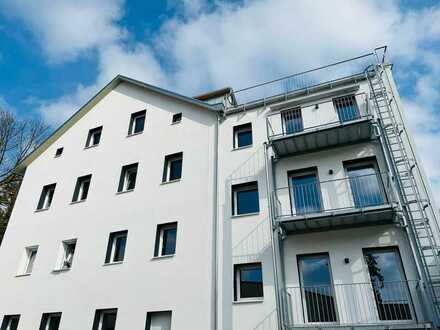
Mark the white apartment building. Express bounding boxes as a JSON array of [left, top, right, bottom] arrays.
[[1, 47, 440, 330]]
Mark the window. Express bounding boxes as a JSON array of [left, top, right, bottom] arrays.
[[55, 147, 63, 157], [55, 239, 77, 271], [234, 263, 264, 301], [145, 311, 172, 330], [344, 159, 385, 208], [39, 312, 62, 330], [92, 309, 117, 330], [154, 223, 177, 257], [128, 110, 146, 135], [233, 123, 252, 148], [20, 246, 38, 275], [37, 183, 56, 210], [289, 168, 322, 215], [1, 315, 20, 330], [162, 153, 183, 182], [231, 182, 259, 216], [282, 107, 303, 134], [118, 163, 138, 192], [105, 231, 127, 264], [86, 126, 103, 148], [298, 254, 337, 323], [72, 174, 92, 202], [333, 95, 360, 123], [364, 247, 412, 321], [171, 113, 182, 124]]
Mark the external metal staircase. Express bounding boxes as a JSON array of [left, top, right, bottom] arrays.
[[366, 48, 440, 325]]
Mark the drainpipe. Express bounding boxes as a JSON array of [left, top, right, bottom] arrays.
[[264, 142, 284, 330], [211, 114, 220, 330]]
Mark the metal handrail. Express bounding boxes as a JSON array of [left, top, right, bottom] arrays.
[[283, 280, 425, 327], [230, 52, 377, 108], [273, 172, 394, 219], [266, 92, 372, 140]]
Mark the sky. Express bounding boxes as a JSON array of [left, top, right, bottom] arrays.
[[0, 0, 439, 200]]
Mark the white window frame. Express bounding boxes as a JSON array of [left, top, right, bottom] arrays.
[[234, 263, 264, 302], [118, 163, 138, 193], [106, 232, 127, 264], [155, 223, 177, 257], [128, 110, 146, 135], [55, 239, 77, 271], [163, 154, 183, 182], [19, 246, 38, 275], [94, 309, 117, 330], [73, 175, 91, 202], [37, 184, 56, 210], [85, 126, 102, 148], [233, 123, 252, 149], [232, 182, 259, 216]]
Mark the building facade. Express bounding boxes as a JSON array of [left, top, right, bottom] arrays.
[[1, 47, 440, 330]]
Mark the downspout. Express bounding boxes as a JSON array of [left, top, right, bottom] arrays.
[[264, 142, 284, 330], [211, 113, 220, 330]]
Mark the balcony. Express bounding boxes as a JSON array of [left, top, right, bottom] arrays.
[[273, 173, 397, 234], [266, 93, 375, 157], [283, 281, 430, 329]]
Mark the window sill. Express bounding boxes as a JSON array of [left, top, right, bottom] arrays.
[[116, 189, 135, 195], [151, 254, 175, 260], [52, 268, 71, 273], [103, 261, 124, 267], [233, 298, 264, 305], [70, 199, 86, 205], [84, 144, 99, 150], [15, 273, 32, 278], [127, 131, 144, 138], [161, 179, 181, 185], [232, 144, 253, 151], [171, 121, 182, 125], [35, 207, 50, 213], [231, 212, 260, 219]]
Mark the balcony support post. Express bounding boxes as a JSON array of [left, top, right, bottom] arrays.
[[264, 142, 285, 330]]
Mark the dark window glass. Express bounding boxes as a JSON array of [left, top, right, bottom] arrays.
[[347, 165, 385, 208], [86, 126, 103, 147], [145, 311, 172, 330], [282, 108, 303, 134], [1, 315, 20, 330], [334, 95, 360, 122], [172, 113, 182, 124], [129, 110, 146, 135], [72, 175, 92, 202], [290, 172, 322, 215], [37, 184, 56, 210], [234, 263, 263, 300], [26, 248, 37, 273], [92, 309, 117, 330], [118, 163, 138, 192], [298, 254, 337, 323], [163, 153, 183, 182], [105, 231, 127, 263], [55, 147, 63, 157], [154, 223, 177, 257], [233, 123, 252, 148], [364, 248, 412, 321], [232, 182, 259, 215], [39, 313, 61, 330]]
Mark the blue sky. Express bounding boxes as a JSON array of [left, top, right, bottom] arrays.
[[0, 0, 440, 199]]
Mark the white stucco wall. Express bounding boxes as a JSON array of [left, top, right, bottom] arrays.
[[0, 82, 218, 330]]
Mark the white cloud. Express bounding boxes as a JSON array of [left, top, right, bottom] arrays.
[[3, 0, 440, 204], [1, 0, 125, 62]]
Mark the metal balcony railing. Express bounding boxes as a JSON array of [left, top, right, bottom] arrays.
[[274, 173, 394, 220], [283, 280, 425, 327], [266, 93, 372, 140]]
